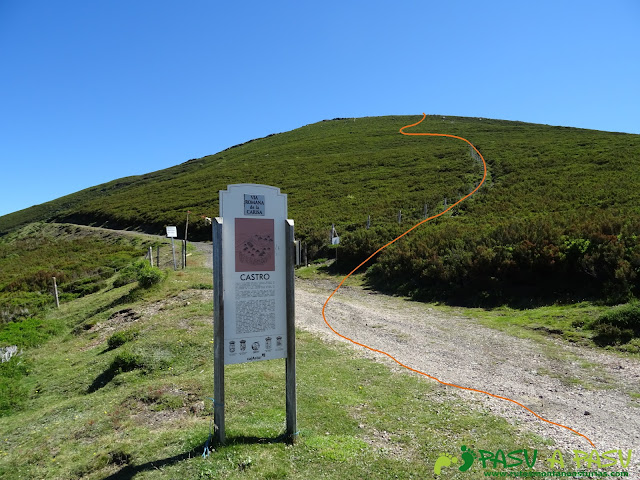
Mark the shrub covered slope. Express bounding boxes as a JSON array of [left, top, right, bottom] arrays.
[[0, 223, 147, 326], [1, 115, 639, 304]]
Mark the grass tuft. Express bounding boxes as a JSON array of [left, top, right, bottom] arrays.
[[588, 301, 640, 348], [106, 329, 139, 350]]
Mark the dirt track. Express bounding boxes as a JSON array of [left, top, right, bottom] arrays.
[[297, 280, 640, 464]]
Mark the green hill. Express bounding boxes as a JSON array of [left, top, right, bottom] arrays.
[[2, 116, 640, 478], [2, 115, 640, 304]]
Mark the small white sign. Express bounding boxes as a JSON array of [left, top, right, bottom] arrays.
[[331, 236, 340, 245], [166, 226, 178, 238], [244, 194, 265, 216]]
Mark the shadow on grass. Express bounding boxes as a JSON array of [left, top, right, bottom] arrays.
[[86, 367, 118, 393], [225, 432, 294, 446], [87, 353, 143, 393], [99, 443, 207, 480], [101, 434, 292, 479]]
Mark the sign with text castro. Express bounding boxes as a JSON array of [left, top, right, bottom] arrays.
[[213, 184, 297, 446], [220, 185, 288, 364]]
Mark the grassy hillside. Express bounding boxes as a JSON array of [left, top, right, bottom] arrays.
[[2, 115, 639, 304], [0, 244, 555, 479]]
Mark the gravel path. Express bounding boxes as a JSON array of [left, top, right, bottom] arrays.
[[297, 279, 640, 474], [192, 238, 640, 473]]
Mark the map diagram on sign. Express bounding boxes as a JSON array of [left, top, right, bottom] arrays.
[[235, 218, 275, 272]]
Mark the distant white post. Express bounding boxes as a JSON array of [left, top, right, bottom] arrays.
[[52, 277, 60, 309], [185, 210, 190, 241]]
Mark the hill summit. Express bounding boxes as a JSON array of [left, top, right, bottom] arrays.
[[2, 115, 639, 304]]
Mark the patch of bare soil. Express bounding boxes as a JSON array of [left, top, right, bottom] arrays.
[[80, 308, 142, 351], [82, 290, 212, 351], [130, 386, 205, 430], [136, 289, 212, 318]]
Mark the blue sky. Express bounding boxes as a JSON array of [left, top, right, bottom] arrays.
[[0, 0, 638, 217]]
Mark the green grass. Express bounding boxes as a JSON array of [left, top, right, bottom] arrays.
[[446, 301, 640, 356], [295, 260, 366, 287], [0, 244, 556, 479], [1, 115, 639, 304]]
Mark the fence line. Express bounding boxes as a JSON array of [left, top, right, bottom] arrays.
[[147, 242, 187, 270]]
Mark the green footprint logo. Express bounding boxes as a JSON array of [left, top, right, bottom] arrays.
[[434, 452, 458, 475], [458, 445, 476, 472]]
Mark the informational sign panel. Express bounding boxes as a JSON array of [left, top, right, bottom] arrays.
[[220, 184, 288, 365], [166, 226, 178, 238]]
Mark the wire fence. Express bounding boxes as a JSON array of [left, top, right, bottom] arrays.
[[145, 241, 188, 270]]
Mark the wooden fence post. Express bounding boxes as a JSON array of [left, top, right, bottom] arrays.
[[52, 277, 60, 309], [156, 245, 160, 269], [294, 240, 301, 267], [171, 238, 177, 271], [303, 242, 308, 267], [185, 211, 190, 242]]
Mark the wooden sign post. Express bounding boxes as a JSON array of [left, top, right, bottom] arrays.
[[213, 184, 296, 446]]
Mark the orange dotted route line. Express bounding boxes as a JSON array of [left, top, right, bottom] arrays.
[[321, 113, 595, 448]]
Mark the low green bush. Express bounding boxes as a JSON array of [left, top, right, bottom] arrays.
[[106, 329, 139, 350], [110, 350, 144, 374], [588, 302, 640, 346], [113, 263, 140, 288], [114, 260, 165, 289], [137, 263, 165, 288]]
